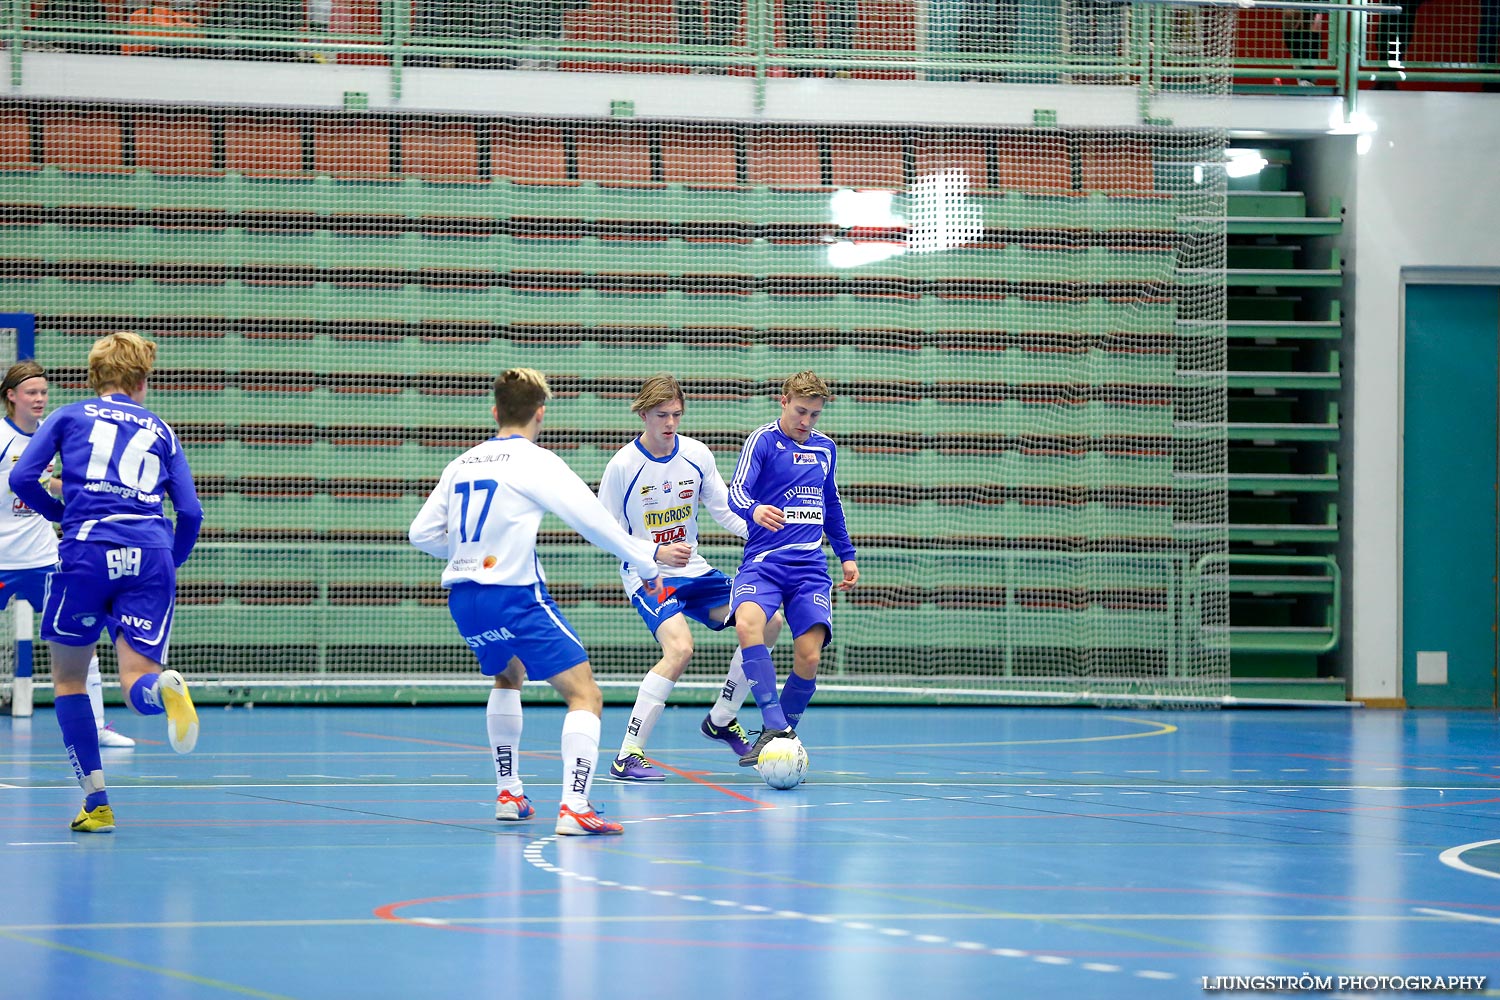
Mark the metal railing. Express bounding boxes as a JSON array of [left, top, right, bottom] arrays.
[[3, 0, 1495, 109]]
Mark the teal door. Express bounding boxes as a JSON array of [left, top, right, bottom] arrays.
[[1402, 283, 1500, 708]]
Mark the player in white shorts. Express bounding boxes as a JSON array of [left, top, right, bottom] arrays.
[[596, 374, 784, 782], [1, 360, 133, 747], [410, 368, 690, 835]]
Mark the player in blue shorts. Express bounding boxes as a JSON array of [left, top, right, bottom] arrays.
[[409, 368, 690, 836], [726, 371, 859, 766], [9, 333, 205, 833], [2, 360, 136, 745], [595, 374, 785, 781]]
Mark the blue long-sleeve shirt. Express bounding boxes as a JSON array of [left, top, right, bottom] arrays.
[[727, 421, 856, 566], [9, 394, 204, 567]]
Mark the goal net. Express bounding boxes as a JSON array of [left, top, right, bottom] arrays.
[[0, 1, 1230, 707]]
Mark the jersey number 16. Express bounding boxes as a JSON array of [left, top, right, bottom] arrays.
[[87, 421, 161, 491]]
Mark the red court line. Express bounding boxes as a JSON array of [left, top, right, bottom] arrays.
[[646, 757, 766, 805], [341, 730, 489, 751]]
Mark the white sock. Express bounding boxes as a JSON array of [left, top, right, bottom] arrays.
[[619, 671, 674, 756], [486, 688, 524, 796], [560, 710, 602, 812], [86, 654, 105, 729], [710, 646, 766, 725]]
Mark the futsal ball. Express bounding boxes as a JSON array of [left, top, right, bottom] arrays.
[[757, 736, 809, 790]]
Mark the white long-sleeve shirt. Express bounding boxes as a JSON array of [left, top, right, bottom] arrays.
[[0, 416, 58, 570], [596, 434, 747, 595], [409, 434, 661, 588]]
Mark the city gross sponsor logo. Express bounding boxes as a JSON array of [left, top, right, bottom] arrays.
[[678, 489, 694, 499], [792, 452, 818, 465], [643, 505, 691, 528]]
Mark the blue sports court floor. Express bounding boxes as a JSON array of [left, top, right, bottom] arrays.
[[2, 705, 1499, 999]]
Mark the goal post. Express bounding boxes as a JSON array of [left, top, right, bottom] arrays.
[[1, 312, 37, 717]]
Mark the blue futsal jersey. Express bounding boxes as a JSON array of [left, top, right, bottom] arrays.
[[727, 421, 856, 568], [9, 393, 203, 566]]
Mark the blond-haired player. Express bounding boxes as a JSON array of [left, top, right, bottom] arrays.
[[409, 368, 689, 835], [726, 371, 859, 765], [596, 374, 784, 781], [1, 360, 134, 746], [10, 333, 204, 833]]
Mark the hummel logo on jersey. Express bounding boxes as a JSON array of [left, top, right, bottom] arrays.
[[792, 453, 817, 465], [571, 760, 592, 794]]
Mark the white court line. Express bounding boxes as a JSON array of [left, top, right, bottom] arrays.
[[1438, 840, 1500, 882], [1413, 907, 1500, 925], [7, 841, 76, 847], [505, 805, 1179, 985]]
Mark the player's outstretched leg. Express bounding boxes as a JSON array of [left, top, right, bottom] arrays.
[[158, 670, 199, 754], [610, 670, 671, 782]]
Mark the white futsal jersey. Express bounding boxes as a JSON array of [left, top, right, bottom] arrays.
[[596, 434, 747, 596], [409, 433, 661, 588], [1, 416, 59, 571]]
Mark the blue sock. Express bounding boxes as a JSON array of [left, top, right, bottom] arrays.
[[740, 645, 788, 731], [56, 694, 108, 809], [781, 672, 817, 729], [128, 674, 165, 716]]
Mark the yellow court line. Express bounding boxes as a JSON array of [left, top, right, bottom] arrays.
[[0, 928, 301, 1000]]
